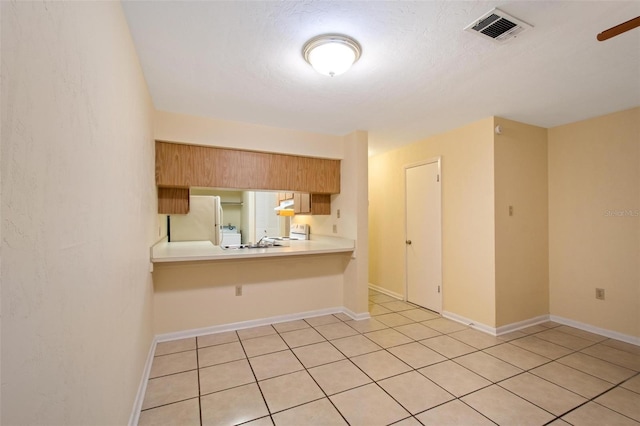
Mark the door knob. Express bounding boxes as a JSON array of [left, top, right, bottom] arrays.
[[405, 240, 412, 245]]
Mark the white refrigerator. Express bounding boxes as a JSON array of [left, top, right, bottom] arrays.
[[169, 195, 223, 245]]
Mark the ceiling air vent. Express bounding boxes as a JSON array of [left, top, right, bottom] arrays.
[[464, 8, 533, 43]]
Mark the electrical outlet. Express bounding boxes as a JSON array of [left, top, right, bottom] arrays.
[[235, 286, 242, 296], [333, 224, 338, 234], [509, 205, 514, 216], [337, 209, 341, 219], [595, 288, 605, 300]]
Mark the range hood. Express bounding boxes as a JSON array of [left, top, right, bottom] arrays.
[[274, 199, 294, 211]]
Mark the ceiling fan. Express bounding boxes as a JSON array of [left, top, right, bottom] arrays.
[[597, 16, 640, 41]]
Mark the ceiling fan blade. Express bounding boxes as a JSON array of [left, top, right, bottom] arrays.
[[597, 16, 640, 41]]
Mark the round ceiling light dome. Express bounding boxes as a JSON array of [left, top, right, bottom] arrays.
[[303, 34, 361, 77]]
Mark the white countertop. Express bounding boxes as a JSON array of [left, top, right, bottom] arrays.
[[151, 235, 355, 263]]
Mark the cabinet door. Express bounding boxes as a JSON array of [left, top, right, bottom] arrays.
[[300, 193, 311, 214], [293, 193, 312, 214], [310, 194, 331, 215], [158, 188, 190, 214]]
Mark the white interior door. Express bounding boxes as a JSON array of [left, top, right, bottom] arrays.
[[405, 159, 442, 312]]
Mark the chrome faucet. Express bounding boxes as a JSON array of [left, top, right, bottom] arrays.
[[255, 235, 274, 248]]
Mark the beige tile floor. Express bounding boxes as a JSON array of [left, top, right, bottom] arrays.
[[138, 290, 640, 425]]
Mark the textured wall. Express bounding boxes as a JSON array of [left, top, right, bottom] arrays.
[[494, 118, 549, 327], [1, 2, 157, 424], [341, 131, 370, 315], [549, 107, 640, 339], [154, 109, 344, 159]]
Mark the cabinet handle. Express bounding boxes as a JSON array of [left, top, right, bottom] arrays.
[[405, 240, 412, 245]]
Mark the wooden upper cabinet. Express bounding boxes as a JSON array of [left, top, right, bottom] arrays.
[[157, 187, 190, 214], [293, 193, 310, 214], [156, 141, 341, 194], [310, 194, 331, 215]]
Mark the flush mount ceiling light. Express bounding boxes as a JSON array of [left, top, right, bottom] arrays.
[[303, 34, 361, 77]]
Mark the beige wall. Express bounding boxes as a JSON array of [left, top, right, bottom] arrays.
[[154, 109, 344, 159], [1, 2, 157, 425], [153, 255, 348, 334], [549, 107, 640, 338], [369, 118, 497, 327], [494, 118, 549, 327], [342, 131, 370, 314]]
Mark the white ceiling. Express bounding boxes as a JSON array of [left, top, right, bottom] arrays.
[[122, 1, 640, 156]]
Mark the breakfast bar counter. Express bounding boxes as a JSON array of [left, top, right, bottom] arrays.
[[151, 235, 355, 263]]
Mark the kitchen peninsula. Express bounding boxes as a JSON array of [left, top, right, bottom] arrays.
[[151, 235, 355, 263], [151, 234, 359, 335], [149, 127, 369, 337]]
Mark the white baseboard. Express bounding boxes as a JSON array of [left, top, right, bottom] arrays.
[[441, 312, 552, 337], [442, 311, 497, 335], [344, 307, 371, 321], [156, 306, 347, 342], [368, 283, 404, 300], [550, 315, 640, 346], [495, 315, 550, 336], [442, 310, 640, 345], [128, 336, 158, 426]]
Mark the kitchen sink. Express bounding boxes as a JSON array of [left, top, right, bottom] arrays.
[[222, 243, 284, 250]]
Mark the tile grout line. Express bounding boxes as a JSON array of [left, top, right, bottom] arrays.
[[138, 396, 200, 415], [239, 319, 355, 420], [330, 305, 482, 423], [369, 296, 513, 425], [138, 341, 200, 415], [537, 370, 640, 425], [194, 337, 203, 426], [224, 315, 360, 421], [235, 328, 275, 425], [365, 299, 499, 425], [270, 311, 445, 423], [270, 315, 352, 425]]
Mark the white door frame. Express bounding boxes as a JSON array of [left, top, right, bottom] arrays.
[[404, 157, 443, 312]]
